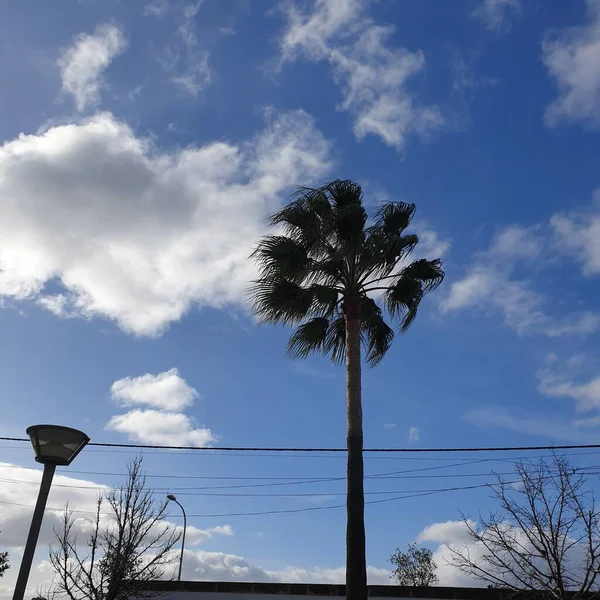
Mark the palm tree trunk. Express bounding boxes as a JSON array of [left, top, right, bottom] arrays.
[[345, 306, 367, 600]]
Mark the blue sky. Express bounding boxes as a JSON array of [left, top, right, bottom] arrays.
[[2, 0, 600, 594]]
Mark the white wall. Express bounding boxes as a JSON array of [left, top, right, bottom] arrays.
[[158, 593, 457, 600]]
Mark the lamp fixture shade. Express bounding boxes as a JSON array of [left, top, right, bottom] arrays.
[[26, 425, 90, 466]]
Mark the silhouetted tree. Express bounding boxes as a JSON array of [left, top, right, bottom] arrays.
[[49, 457, 179, 600], [251, 179, 444, 600], [449, 455, 600, 600], [389, 543, 437, 586]]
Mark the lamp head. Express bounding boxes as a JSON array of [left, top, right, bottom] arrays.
[[26, 425, 90, 466], [167, 494, 177, 501]]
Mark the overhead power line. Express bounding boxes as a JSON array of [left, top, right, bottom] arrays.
[[4, 470, 597, 518], [5, 445, 600, 465], [2, 464, 600, 492], [0, 480, 512, 518], [0, 458, 498, 486], [3, 436, 600, 453]]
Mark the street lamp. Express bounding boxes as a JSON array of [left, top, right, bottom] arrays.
[[13, 425, 90, 600], [167, 494, 186, 581]]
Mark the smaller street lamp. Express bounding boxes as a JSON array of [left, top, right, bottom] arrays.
[[167, 494, 187, 581], [13, 425, 90, 600]]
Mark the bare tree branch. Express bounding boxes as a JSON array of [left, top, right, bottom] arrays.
[[49, 457, 180, 600], [448, 454, 600, 600]]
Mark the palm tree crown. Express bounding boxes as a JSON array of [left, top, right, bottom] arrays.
[[251, 179, 444, 364]]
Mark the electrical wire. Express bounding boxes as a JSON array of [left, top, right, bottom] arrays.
[[0, 460, 497, 493], [0, 473, 581, 519], [2, 467, 599, 494], [0, 444, 581, 464], [0, 458, 494, 480], [0, 480, 501, 518], [4, 436, 600, 452], [2, 461, 599, 492]]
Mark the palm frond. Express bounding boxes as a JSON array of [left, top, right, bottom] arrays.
[[268, 200, 322, 248], [287, 312, 346, 364], [401, 258, 445, 292], [250, 277, 313, 325], [292, 186, 333, 220], [384, 259, 444, 332], [325, 180, 363, 209], [384, 277, 423, 332], [360, 297, 394, 366], [359, 231, 419, 282], [315, 180, 367, 245], [252, 236, 311, 282], [287, 317, 329, 359], [308, 254, 347, 288], [334, 203, 368, 245], [310, 284, 340, 317], [324, 315, 346, 365], [375, 202, 416, 234]]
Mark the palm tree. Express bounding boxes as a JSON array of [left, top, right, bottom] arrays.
[[250, 179, 444, 600]]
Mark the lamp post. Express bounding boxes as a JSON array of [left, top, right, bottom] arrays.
[[13, 425, 89, 600], [166, 494, 186, 581]]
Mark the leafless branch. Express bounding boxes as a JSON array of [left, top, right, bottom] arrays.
[[48, 457, 180, 600], [448, 454, 600, 600]]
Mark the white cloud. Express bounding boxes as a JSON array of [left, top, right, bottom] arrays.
[[441, 226, 546, 333], [451, 51, 499, 102], [417, 519, 476, 544], [206, 525, 233, 537], [383, 423, 397, 430], [543, 0, 600, 128], [537, 367, 600, 413], [170, 53, 210, 96], [160, 2, 211, 97], [487, 224, 544, 260], [551, 189, 600, 276], [568, 354, 585, 368], [58, 24, 127, 112], [464, 407, 600, 443], [106, 409, 216, 446], [415, 228, 452, 259], [426, 525, 499, 587], [37, 294, 70, 318], [111, 368, 198, 411], [177, 550, 392, 584], [471, 0, 521, 33], [0, 110, 331, 335], [466, 353, 600, 442], [0, 464, 106, 549], [442, 224, 600, 337], [279, 0, 443, 150], [144, 0, 169, 17], [408, 426, 420, 443], [545, 312, 600, 337], [442, 268, 496, 313], [107, 369, 213, 446]]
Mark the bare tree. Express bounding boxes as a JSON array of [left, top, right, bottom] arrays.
[[448, 455, 600, 600], [49, 457, 180, 600], [389, 543, 438, 586]]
